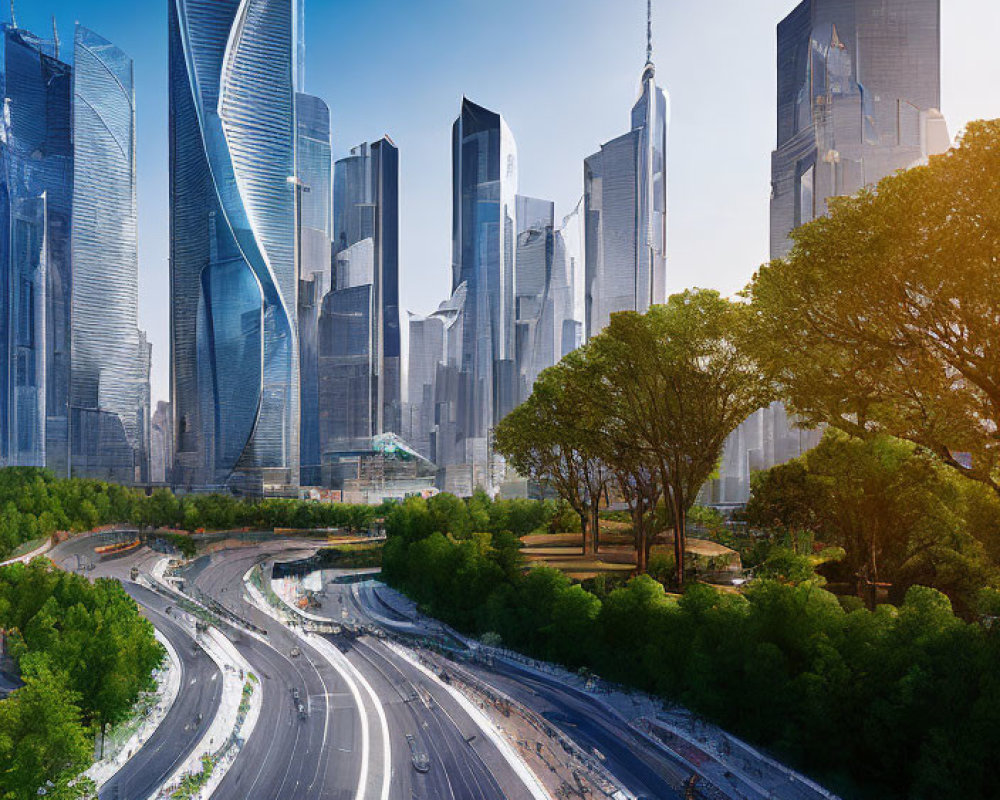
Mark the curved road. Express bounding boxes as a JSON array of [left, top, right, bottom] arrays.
[[180, 546, 368, 800], [48, 540, 223, 800], [338, 574, 688, 799], [195, 544, 535, 800]]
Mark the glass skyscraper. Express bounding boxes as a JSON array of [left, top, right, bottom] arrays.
[[440, 98, 518, 483], [405, 311, 445, 461], [70, 25, 150, 483], [0, 22, 73, 474], [169, 0, 302, 493], [318, 137, 401, 470], [295, 92, 332, 487], [708, 0, 949, 506], [770, 0, 946, 258], [514, 195, 555, 402], [584, 38, 668, 340]]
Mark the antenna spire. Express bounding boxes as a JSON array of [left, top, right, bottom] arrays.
[[9, 0, 16, 28], [52, 15, 60, 58], [646, 0, 653, 64]]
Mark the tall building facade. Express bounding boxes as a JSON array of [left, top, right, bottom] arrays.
[[583, 29, 668, 340], [405, 310, 445, 461], [295, 92, 332, 486], [150, 400, 174, 485], [437, 97, 518, 487], [514, 196, 555, 402], [169, 0, 302, 494], [70, 26, 150, 483], [0, 22, 73, 474], [552, 199, 586, 360], [770, 0, 946, 258], [707, 0, 949, 506], [318, 138, 401, 475]]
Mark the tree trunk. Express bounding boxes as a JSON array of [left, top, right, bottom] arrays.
[[674, 499, 686, 589], [580, 513, 592, 556], [866, 535, 879, 610], [633, 506, 647, 574], [591, 507, 601, 555]]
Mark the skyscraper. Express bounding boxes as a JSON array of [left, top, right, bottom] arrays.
[[70, 25, 150, 483], [405, 310, 445, 461], [295, 92, 332, 487], [150, 400, 174, 485], [707, 0, 950, 506], [514, 195, 555, 402], [584, 1, 668, 340], [318, 137, 401, 476], [0, 22, 73, 474], [441, 97, 518, 485], [770, 0, 946, 258], [169, 0, 302, 494]]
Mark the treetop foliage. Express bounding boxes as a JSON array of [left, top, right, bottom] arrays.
[[747, 119, 1000, 495]]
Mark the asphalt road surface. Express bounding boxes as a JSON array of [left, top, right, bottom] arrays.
[[179, 547, 365, 800]]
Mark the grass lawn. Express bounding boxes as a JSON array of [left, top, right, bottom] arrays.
[[521, 524, 741, 580]]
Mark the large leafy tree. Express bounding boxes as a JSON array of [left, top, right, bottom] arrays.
[[587, 291, 772, 586], [495, 360, 609, 555], [746, 119, 1000, 496], [745, 431, 997, 610], [0, 670, 93, 800]]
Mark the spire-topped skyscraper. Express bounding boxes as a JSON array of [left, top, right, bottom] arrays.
[[583, 0, 668, 340]]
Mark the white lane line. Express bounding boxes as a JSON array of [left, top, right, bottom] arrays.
[[242, 568, 376, 800], [387, 642, 551, 800], [306, 634, 373, 800]]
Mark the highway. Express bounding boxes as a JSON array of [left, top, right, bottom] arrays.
[[177, 546, 367, 800], [329, 573, 690, 799], [190, 544, 535, 800], [42, 531, 701, 800]]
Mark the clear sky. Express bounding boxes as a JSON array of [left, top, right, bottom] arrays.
[[14, 0, 1000, 406]]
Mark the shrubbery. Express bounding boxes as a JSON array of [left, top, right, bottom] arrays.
[[382, 493, 1000, 799]]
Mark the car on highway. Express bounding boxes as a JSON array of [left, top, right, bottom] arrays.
[[406, 734, 430, 773]]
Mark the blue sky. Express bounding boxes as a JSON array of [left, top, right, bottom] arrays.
[[14, 0, 1000, 405]]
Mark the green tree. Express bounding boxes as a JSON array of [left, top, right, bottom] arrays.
[[746, 119, 1000, 498], [495, 362, 609, 555], [0, 671, 93, 800], [587, 291, 772, 586]]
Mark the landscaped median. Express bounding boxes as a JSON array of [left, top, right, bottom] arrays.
[[151, 625, 261, 800]]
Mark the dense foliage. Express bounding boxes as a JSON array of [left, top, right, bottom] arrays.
[[382, 494, 1000, 799], [746, 120, 1000, 498], [496, 290, 771, 584], [0, 468, 381, 561], [743, 431, 1000, 614], [0, 560, 163, 799]]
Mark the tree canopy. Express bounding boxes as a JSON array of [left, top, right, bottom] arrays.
[[746, 119, 1000, 496]]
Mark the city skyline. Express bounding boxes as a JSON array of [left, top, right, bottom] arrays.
[[10, 1, 1000, 410]]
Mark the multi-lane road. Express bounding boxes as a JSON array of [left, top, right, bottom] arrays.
[[40, 532, 783, 800], [180, 544, 533, 800]]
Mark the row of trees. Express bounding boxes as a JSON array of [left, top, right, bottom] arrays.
[[380, 494, 1000, 799], [0, 468, 383, 561], [0, 560, 163, 799], [497, 119, 1000, 590]]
